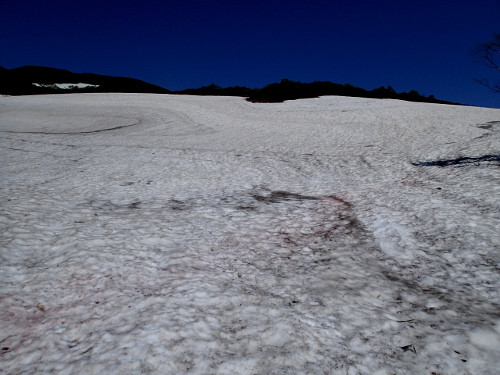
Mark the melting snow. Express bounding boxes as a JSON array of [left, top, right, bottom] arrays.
[[0, 93, 499, 374]]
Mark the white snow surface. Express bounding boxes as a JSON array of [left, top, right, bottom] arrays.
[[0, 93, 499, 374], [32, 83, 100, 89]]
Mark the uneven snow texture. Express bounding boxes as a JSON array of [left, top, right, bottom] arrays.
[[0, 94, 499, 374]]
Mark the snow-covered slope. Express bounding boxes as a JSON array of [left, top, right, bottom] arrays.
[[1, 93, 499, 374]]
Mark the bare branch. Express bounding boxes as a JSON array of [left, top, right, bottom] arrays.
[[474, 78, 500, 93], [472, 33, 500, 92]]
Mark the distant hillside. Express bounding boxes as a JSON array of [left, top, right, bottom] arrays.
[[0, 66, 170, 95], [176, 79, 459, 105], [1, 66, 459, 105]]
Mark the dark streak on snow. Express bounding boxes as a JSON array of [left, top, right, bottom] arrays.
[[412, 154, 500, 167], [252, 191, 319, 204], [0, 120, 142, 135], [477, 120, 500, 130]]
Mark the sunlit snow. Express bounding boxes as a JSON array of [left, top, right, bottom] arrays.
[[0, 93, 499, 374], [32, 83, 100, 89]]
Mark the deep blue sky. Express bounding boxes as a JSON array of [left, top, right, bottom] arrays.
[[1, 0, 499, 107]]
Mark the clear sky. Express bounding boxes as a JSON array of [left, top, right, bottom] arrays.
[[1, 0, 499, 108]]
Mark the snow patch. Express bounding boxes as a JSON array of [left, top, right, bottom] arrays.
[[32, 82, 100, 89]]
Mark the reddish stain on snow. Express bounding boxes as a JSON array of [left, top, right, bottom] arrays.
[[323, 195, 352, 208]]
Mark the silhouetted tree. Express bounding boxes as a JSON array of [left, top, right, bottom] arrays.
[[472, 33, 500, 93]]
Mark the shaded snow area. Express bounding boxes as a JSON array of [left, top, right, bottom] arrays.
[[0, 94, 499, 374]]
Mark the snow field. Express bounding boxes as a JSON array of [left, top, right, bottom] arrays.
[[0, 93, 499, 374]]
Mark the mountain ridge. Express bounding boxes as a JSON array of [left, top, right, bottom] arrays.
[[0, 66, 170, 95], [1, 66, 459, 105], [177, 79, 459, 105]]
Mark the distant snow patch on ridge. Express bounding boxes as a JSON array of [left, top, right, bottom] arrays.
[[32, 83, 100, 89]]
